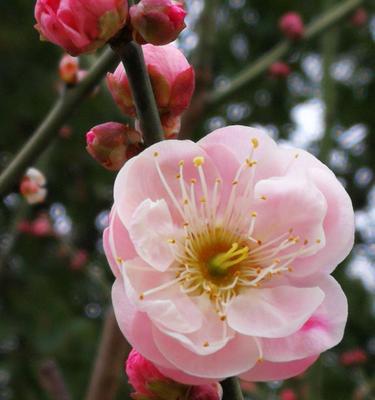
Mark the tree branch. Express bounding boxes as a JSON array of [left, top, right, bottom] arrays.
[[221, 377, 244, 400], [85, 308, 130, 400], [0, 48, 119, 197], [38, 359, 72, 400], [207, 0, 363, 107]]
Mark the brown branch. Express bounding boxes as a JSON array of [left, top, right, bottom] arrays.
[[38, 359, 72, 400]]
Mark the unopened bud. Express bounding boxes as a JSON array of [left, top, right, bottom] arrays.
[[130, 0, 186, 45], [59, 54, 79, 85], [280, 388, 298, 400], [269, 61, 291, 79], [350, 7, 368, 27], [70, 249, 88, 270], [340, 348, 368, 366], [34, 0, 129, 55], [20, 167, 47, 205], [86, 122, 143, 171], [279, 12, 304, 40]]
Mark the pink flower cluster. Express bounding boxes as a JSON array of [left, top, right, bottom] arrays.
[[104, 125, 354, 383]]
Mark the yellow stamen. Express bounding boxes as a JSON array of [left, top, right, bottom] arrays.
[[193, 156, 205, 167], [207, 243, 249, 276]]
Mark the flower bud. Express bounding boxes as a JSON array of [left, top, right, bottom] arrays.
[[279, 12, 304, 40], [34, 0, 128, 56], [340, 348, 367, 366], [86, 122, 143, 171], [130, 0, 186, 45], [70, 249, 89, 270], [31, 215, 53, 237], [107, 44, 195, 119], [280, 388, 298, 400], [20, 168, 47, 205], [59, 54, 79, 85], [269, 61, 291, 79], [350, 7, 368, 27], [126, 349, 222, 400]]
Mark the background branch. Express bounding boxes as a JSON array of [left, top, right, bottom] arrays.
[[221, 377, 244, 400], [0, 48, 119, 198], [38, 359, 72, 400]]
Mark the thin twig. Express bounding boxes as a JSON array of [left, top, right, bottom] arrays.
[[207, 0, 363, 106], [38, 359, 72, 400], [0, 48, 119, 197], [85, 308, 130, 400], [221, 377, 244, 400]]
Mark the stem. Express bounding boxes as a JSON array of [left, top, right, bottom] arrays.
[[38, 359, 72, 400], [207, 0, 363, 106], [111, 35, 164, 146], [85, 308, 131, 400], [221, 377, 244, 400], [0, 48, 119, 197]]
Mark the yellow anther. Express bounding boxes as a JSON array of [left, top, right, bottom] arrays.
[[273, 258, 281, 265], [190, 178, 197, 184], [176, 173, 181, 179], [304, 239, 309, 245], [139, 293, 145, 300], [193, 156, 205, 167], [257, 357, 264, 363], [116, 257, 123, 264], [260, 195, 267, 201], [183, 199, 189, 205], [294, 153, 300, 159], [215, 178, 222, 184], [316, 239, 321, 244], [251, 138, 259, 148], [178, 160, 185, 166], [168, 239, 176, 244], [200, 197, 206, 203], [246, 159, 257, 167], [257, 240, 262, 246], [153, 151, 159, 157], [288, 266, 294, 272], [183, 222, 189, 227], [203, 341, 209, 347], [251, 211, 257, 217], [220, 315, 227, 321], [232, 180, 239, 185]]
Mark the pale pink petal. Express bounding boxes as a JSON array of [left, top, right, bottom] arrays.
[[157, 366, 216, 386], [114, 139, 221, 227], [153, 327, 258, 379], [198, 125, 285, 182], [252, 175, 327, 256], [262, 276, 347, 361], [103, 227, 119, 277], [121, 257, 203, 333], [227, 286, 324, 338], [128, 199, 176, 271], [292, 168, 354, 278], [240, 355, 319, 382]]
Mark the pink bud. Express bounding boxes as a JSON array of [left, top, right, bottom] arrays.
[[20, 168, 47, 205], [107, 44, 195, 119], [161, 115, 181, 139], [30, 215, 53, 237], [269, 61, 291, 79], [59, 54, 79, 85], [70, 250, 89, 270], [86, 122, 143, 171], [17, 220, 33, 234], [189, 383, 222, 400], [279, 12, 304, 40], [130, 0, 186, 46], [34, 0, 129, 56], [280, 388, 298, 400], [350, 7, 368, 27], [340, 348, 368, 366], [59, 125, 73, 139]]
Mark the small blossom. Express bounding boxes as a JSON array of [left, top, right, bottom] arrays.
[[279, 12, 304, 40], [107, 44, 195, 120], [34, 0, 128, 56], [340, 348, 367, 366], [20, 167, 47, 205], [106, 125, 354, 383], [126, 349, 221, 399], [70, 250, 89, 270], [269, 62, 291, 79], [280, 388, 298, 400], [86, 122, 143, 171], [130, 0, 186, 45], [31, 214, 53, 237], [59, 54, 79, 85], [350, 8, 368, 27]]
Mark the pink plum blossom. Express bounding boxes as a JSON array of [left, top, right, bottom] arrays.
[[279, 12, 304, 41], [130, 0, 186, 45], [105, 125, 354, 383], [34, 0, 128, 56], [59, 54, 79, 85], [20, 167, 47, 205], [107, 44, 194, 137]]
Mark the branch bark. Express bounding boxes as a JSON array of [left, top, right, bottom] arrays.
[[38, 359, 72, 400], [221, 377, 244, 400], [0, 48, 119, 197]]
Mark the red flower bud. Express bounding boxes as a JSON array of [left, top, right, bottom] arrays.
[[269, 61, 291, 79], [280, 388, 298, 400], [130, 0, 186, 46], [279, 12, 304, 40], [59, 54, 79, 85], [350, 8, 368, 27], [340, 348, 368, 366], [86, 122, 143, 171]]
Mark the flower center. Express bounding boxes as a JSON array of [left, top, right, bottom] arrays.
[[207, 243, 249, 277]]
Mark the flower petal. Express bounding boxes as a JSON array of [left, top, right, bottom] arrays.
[[122, 257, 203, 333], [153, 327, 258, 379], [128, 199, 176, 271], [240, 355, 318, 382], [227, 286, 325, 338], [262, 276, 347, 361]]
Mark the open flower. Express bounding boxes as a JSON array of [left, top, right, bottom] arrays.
[[34, 0, 128, 55], [105, 125, 354, 383]]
